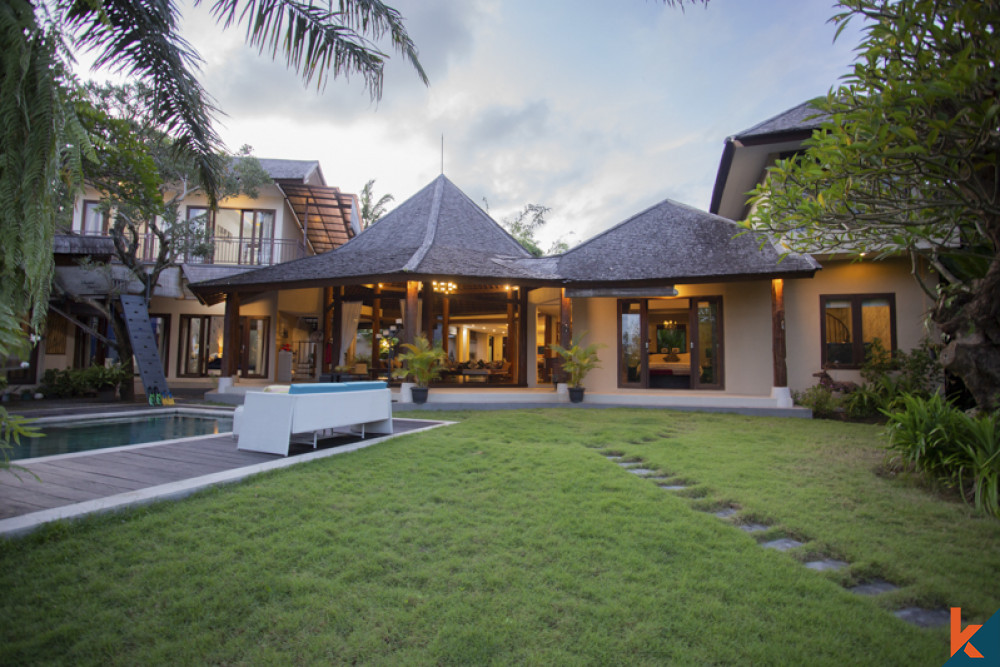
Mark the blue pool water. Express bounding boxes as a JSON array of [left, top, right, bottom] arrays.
[[12, 413, 234, 461]]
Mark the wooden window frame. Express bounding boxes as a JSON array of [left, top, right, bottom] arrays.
[[820, 293, 897, 370]]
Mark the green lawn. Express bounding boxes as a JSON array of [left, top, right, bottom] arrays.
[[1, 409, 998, 665]]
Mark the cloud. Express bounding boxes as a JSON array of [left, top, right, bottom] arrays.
[[161, 0, 867, 250]]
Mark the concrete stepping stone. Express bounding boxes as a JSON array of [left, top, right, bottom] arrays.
[[761, 538, 804, 551], [894, 607, 950, 628], [617, 461, 642, 468], [804, 559, 849, 571], [658, 483, 687, 491], [849, 580, 898, 596], [626, 468, 655, 475], [713, 508, 738, 519], [739, 523, 769, 533]]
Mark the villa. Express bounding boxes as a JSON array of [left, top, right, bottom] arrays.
[[12, 102, 935, 410]]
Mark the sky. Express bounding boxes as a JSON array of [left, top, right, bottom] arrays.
[[89, 0, 865, 250]]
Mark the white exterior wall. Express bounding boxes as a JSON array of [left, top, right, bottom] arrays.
[[784, 256, 935, 393], [42, 183, 311, 391], [558, 281, 775, 397]]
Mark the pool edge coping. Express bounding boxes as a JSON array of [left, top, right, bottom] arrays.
[[0, 418, 453, 539]]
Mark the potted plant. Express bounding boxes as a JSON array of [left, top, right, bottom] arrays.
[[392, 335, 446, 404], [550, 333, 603, 403], [85, 363, 131, 402]]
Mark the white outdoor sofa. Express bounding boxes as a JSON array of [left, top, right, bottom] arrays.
[[234, 381, 393, 456]]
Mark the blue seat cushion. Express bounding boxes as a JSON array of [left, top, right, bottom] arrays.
[[288, 381, 387, 395]]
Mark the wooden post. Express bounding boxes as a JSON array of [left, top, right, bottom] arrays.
[[372, 284, 382, 374], [421, 281, 434, 342], [517, 287, 529, 385], [771, 278, 788, 387], [222, 292, 240, 377], [323, 287, 333, 373], [441, 296, 450, 355], [331, 287, 344, 369], [507, 295, 517, 380], [560, 288, 572, 348], [404, 281, 418, 345]]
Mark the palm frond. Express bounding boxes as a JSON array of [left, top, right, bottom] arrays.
[[206, 0, 428, 98], [65, 0, 224, 203]]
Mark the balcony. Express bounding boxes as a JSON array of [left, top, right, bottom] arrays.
[[59, 232, 308, 267], [171, 236, 308, 267]]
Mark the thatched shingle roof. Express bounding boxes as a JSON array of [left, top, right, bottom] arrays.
[[556, 198, 819, 284], [734, 100, 829, 143], [189, 176, 818, 304], [189, 175, 543, 303]]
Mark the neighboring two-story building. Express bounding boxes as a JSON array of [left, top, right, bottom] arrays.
[[19, 159, 358, 392]]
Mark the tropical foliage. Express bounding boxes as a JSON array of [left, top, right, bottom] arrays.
[[392, 335, 446, 388], [359, 178, 394, 229], [884, 394, 1000, 518], [1, 0, 426, 362], [550, 333, 603, 388], [748, 0, 1000, 410]]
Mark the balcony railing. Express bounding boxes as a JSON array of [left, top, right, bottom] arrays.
[[68, 231, 308, 267]]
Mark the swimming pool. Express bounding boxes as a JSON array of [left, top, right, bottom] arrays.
[[12, 410, 234, 461]]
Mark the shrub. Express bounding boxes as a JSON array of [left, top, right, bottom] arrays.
[[39, 368, 90, 398], [948, 411, 1000, 518], [883, 393, 965, 484], [793, 385, 841, 418], [883, 394, 1000, 518], [844, 384, 883, 419]]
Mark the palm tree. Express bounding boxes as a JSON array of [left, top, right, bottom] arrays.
[[359, 178, 395, 229], [1, 0, 426, 337]]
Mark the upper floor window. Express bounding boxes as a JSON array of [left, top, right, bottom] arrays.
[[186, 207, 277, 265], [821, 294, 896, 369], [76, 200, 107, 235]]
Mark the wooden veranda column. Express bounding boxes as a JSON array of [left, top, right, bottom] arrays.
[[421, 281, 434, 341], [559, 289, 573, 348], [331, 287, 344, 369], [441, 296, 450, 355], [517, 287, 530, 385], [771, 278, 788, 387], [372, 284, 382, 374], [507, 293, 517, 379], [222, 292, 240, 377], [322, 287, 334, 373], [404, 281, 419, 345]]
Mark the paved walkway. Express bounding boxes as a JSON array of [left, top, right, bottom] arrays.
[[0, 418, 445, 537]]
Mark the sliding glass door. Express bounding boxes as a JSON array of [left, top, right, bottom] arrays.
[[617, 296, 724, 390], [179, 315, 268, 378]]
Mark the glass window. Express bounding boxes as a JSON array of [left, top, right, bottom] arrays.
[[821, 294, 896, 368], [79, 201, 106, 235]]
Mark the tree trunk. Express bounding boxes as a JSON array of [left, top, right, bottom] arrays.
[[109, 303, 136, 402], [935, 248, 1000, 412]]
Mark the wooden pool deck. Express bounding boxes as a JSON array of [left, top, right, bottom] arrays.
[[0, 418, 441, 536]]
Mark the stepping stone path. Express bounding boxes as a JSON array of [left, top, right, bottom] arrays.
[[739, 523, 769, 533], [893, 608, 950, 628], [849, 580, 898, 596], [761, 538, 804, 551], [602, 451, 935, 629], [804, 559, 849, 572]]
